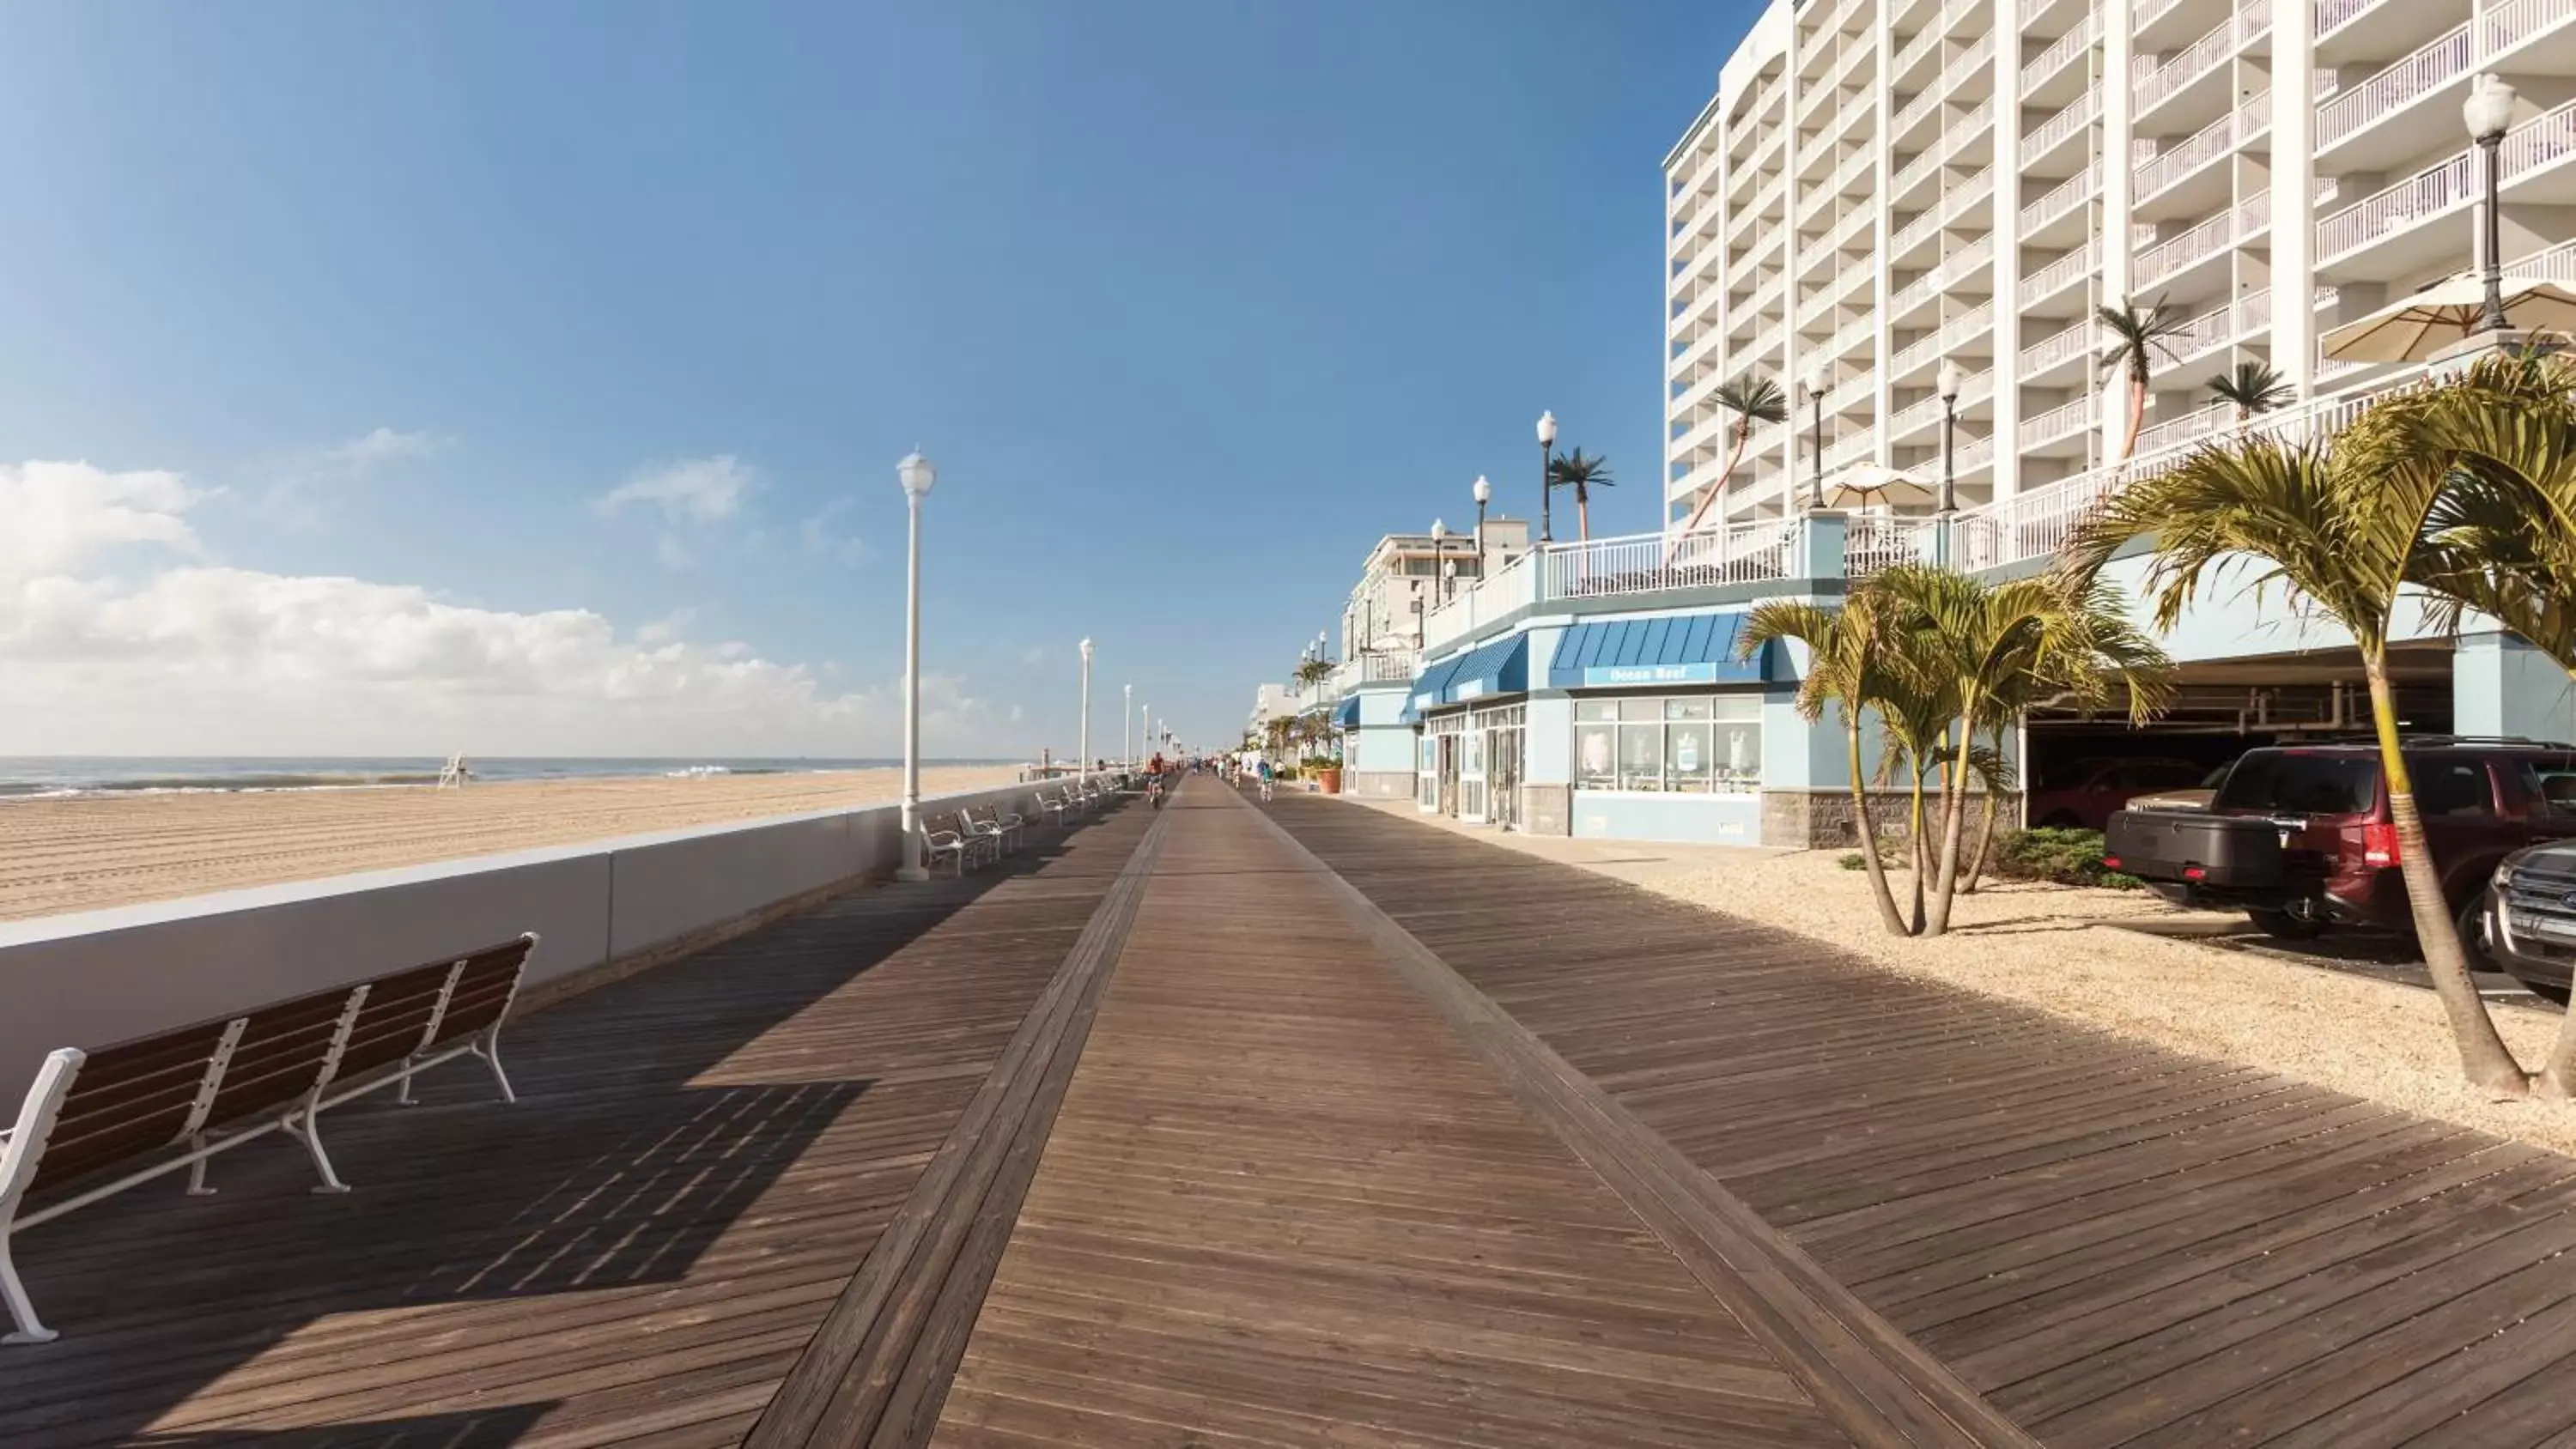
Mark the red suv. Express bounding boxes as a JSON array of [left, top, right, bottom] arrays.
[[2027, 757, 2212, 830], [2105, 739, 2576, 945]]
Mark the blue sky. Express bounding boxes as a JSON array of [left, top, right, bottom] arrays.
[[0, 0, 1746, 758]]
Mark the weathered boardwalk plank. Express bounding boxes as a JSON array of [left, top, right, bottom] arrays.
[[0, 803, 1157, 1448], [1267, 795, 2576, 1449], [931, 785, 1866, 1449]]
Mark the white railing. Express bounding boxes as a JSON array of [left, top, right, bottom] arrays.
[[1828, 203, 1874, 250], [2018, 319, 2093, 374], [1887, 369, 1991, 437], [2019, 164, 2097, 232], [1956, 432, 1996, 471], [2135, 207, 2234, 287], [2020, 16, 2096, 96], [1893, 147, 1940, 194], [1891, 207, 1938, 253], [1832, 144, 1874, 195], [1941, 300, 1995, 350], [1893, 22, 1943, 77], [2243, 288, 2275, 334], [1332, 651, 1423, 693], [2017, 396, 2093, 447], [2137, 0, 2184, 27], [2136, 93, 2265, 201], [2021, 87, 2099, 165], [1941, 169, 1995, 227], [1826, 315, 1874, 358], [2317, 150, 2474, 262], [2320, 26, 2470, 150], [2166, 296, 2245, 361], [1890, 331, 1942, 375], [2132, 402, 2233, 455], [2486, 0, 2576, 55], [1552, 518, 1806, 598], [1826, 430, 1875, 469], [2317, 0, 2378, 34], [2136, 11, 2253, 114], [1845, 515, 1941, 576], [2500, 94, 2576, 178], [2020, 244, 2095, 304]]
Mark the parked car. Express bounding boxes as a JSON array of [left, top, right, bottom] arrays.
[[2482, 841, 2576, 1003], [2026, 757, 2212, 831], [2104, 738, 2576, 947], [2123, 762, 2232, 815]]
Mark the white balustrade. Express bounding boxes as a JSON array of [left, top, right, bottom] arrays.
[[2136, 10, 2257, 114], [1941, 169, 1995, 226], [1893, 148, 1940, 193], [2317, 0, 2377, 34], [2241, 288, 2274, 334], [1949, 232, 1994, 276], [2136, 207, 2233, 287], [2020, 88, 2099, 165], [1955, 432, 1996, 471], [2317, 151, 2473, 261], [1549, 519, 1806, 598], [2020, 16, 2096, 96], [1942, 300, 1994, 349], [2319, 25, 2470, 149], [2131, 402, 2232, 455], [2017, 397, 2093, 447], [2019, 319, 2093, 374], [2500, 95, 2576, 179], [1892, 208, 1938, 253], [1844, 515, 1940, 577], [1891, 331, 1942, 376], [2019, 164, 2098, 232], [1826, 430, 1875, 469], [2137, 0, 2184, 27], [2484, 0, 2576, 56], [2136, 92, 2266, 201], [2020, 244, 2095, 304]]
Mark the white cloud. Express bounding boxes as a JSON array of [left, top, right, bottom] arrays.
[[0, 460, 1002, 756], [797, 496, 865, 564], [329, 427, 444, 470], [595, 456, 758, 524]]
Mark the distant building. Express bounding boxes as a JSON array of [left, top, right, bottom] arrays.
[[1339, 517, 1530, 661]]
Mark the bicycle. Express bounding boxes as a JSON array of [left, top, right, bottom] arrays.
[[1147, 776, 1164, 809]]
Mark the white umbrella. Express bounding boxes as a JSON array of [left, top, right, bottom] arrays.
[[2320, 274, 2576, 362], [1820, 464, 1936, 512]]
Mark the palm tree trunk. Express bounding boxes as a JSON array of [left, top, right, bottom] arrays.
[[1666, 426, 1750, 561], [1846, 708, 1910, 937], [2364, 657, 2528, 1096], [1577, 485, 1592, 542], [2117, 374, 2148, 464], [1925, 718, 1973, 937], [1905, 760, 1929, 936], [1961, 724, 2005, 895]]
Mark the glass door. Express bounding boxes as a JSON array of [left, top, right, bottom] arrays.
[[1460, 730, 1489, 823]]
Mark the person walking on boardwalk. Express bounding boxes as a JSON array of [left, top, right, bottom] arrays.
[[1255, 755, 1274, 804], [1146, 751, 1167, 809]]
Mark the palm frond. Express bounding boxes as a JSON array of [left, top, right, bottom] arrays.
[[2208, 361, 2293, 415]]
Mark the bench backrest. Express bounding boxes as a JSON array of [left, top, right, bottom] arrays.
[[12, 935, 536, 1203]]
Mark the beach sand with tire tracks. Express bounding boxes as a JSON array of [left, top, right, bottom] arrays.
[[0, 766, 1023, 922]]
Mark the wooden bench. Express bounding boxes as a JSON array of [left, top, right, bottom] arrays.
[[0, 932, 539, 1344]]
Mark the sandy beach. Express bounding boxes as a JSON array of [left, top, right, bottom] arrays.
[[0, 767, 1023, 922]]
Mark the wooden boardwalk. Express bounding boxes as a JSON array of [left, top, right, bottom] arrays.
[[14, 776, 2576, 1446], [1266, 795, 2576, 1449]]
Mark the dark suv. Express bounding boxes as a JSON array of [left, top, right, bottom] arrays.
[[2482, 842, 2576, 1002], [2104, 738, 2576, 945]]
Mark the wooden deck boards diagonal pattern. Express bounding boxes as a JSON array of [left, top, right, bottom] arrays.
[[1266, 796, 2576, 1449], [930, 785, 1864, 1449], [0, 805, 1157, 1449]]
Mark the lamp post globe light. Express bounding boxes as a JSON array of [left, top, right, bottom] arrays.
[[1535, 410, 1558, 544], [2465, 73, 2519, 335], [1078, 637, 1093, 786], [1471, 474, 1492, 567], [1802, 368, 1829, 512], [894, 448, 937, 883], [1430, 518, 1449, 603]]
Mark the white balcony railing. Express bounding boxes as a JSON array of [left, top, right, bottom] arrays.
[[2019, 164, 2098, 232], [2136, 10, 2260, 114], [2136, 92, 2266, 200], [2020, 87, 2099, 165], [2317, 0, 2376, 33], [2317, 150, 2473, 262], [2135, 207, 2234, 287], [1956, 432, 1996, 472], [1546, 518, 1806, 600], [2020, 15, 2096, 96], [2019, 319, 2093, 374], [1845, 515, 1941, 576], [1825, 430, 1875, 470], [2320, 25, 2471, 149], [2020, 244, 2096, 305], [2017, 397, 2093, 447], [2486, 0, 2576, 56]]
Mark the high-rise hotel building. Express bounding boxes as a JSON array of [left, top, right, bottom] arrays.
[[1662, 0, 2576, 531]]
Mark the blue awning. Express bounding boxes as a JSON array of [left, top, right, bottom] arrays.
[[1333, 694, 1360, 729], [1442, 634, 1529, 706], [1402, 652, 1467, 722], [1547, 612, 1764, 688]]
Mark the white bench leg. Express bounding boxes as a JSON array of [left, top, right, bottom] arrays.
[[283, 1107, 351, 1195], [185, 1134, 216, 1197], [0, 1235, 53, 1345], [473, 1029, 518, 1105]]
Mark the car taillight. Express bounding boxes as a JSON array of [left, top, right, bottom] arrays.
[[2364, 822, 2400, 867], [2183, 865, 2207, 881], [2102, 855, 2123, 870]]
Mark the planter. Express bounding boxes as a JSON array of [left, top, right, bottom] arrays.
[[1317, 767, 1344, 795]]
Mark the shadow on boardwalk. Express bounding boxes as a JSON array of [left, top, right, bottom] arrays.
[[1268, 795, 2576, 1449], [0, 809, 1146, 1448]]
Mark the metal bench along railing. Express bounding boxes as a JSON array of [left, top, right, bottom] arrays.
[[966, 803, 1024, 856], [0, 932, 539, 1344]]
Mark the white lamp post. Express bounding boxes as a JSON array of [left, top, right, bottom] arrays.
[[1802, 367, 1830, 512], [1078, 638, 1093, 786], [1471, 474, 1492, 568], [1123, 683, 1133, 767], [2465, 73, 2519, 334], [894, 448, 937, 882], [1430, 518, 1449, 603], [1535, 410, 1559, 543]]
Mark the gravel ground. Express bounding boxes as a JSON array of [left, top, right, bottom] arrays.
[[1636, 852, 2576, 1157]]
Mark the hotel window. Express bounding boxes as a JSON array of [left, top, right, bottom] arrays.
[[1573, 694, 1761, 794]]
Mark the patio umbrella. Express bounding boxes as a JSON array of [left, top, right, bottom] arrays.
[[2320, 275, 2576, 362], [1819, 464, 1936, 512]]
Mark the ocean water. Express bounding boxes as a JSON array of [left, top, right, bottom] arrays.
[[0, 756, 1011, 800]]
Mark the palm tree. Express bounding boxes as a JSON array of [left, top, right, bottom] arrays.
[[2063, 422, 2533, 1095], [2207, 361, 2293, 427], [1871, 566, 2173, 932], [1740, 593, 1912, 937], [1294, 658, 1334, 692], [2098, 295, 2190, 465], [1547, 449, 1614, 542], [1671, 374, 1789, 543]]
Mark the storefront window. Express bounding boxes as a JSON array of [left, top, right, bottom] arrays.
[[1573, 694, 1761, 795]]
